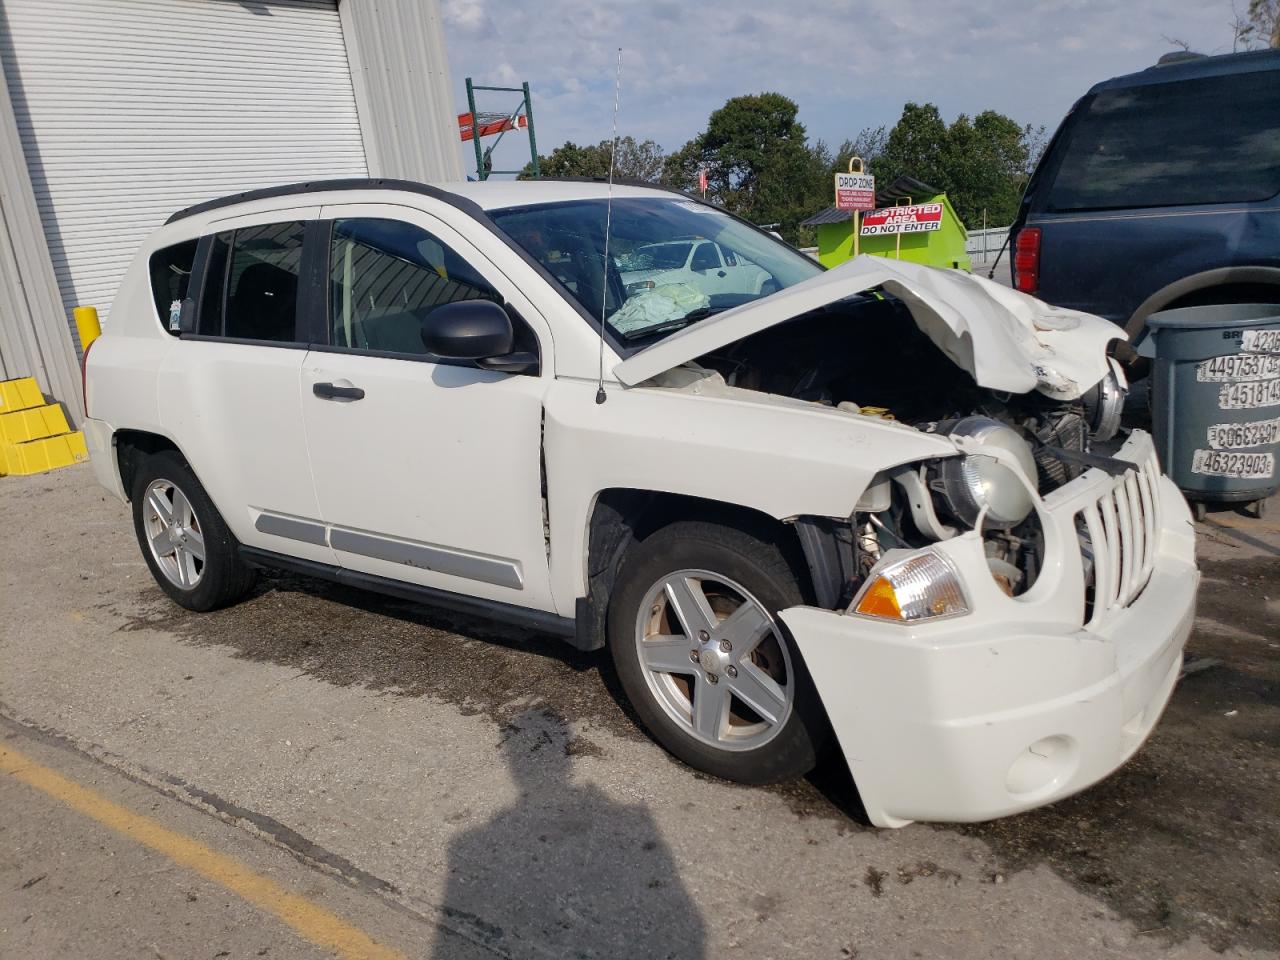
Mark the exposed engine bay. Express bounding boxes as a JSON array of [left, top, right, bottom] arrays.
[[691, 292, 1128, 606]]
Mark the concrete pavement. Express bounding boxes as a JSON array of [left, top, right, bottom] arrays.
[[0, 716, 489, 960], [1, 464, 1277, 959]]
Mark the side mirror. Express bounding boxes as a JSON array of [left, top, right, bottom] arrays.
[[420, 300, 513, 359]]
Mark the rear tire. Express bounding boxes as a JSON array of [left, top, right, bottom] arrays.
[[608, 520, 828, 784], [131, 450, 255, 611]]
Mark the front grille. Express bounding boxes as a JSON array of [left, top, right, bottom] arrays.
[[1077, 446, 1162, 628]]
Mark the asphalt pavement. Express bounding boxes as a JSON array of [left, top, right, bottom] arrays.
[[1, 464, 1277, 959]]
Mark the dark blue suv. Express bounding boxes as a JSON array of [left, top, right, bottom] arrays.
[[1010, 49, 1280, 346]]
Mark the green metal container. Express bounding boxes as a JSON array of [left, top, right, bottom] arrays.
[[1138, 303, 1280, 517], [803, 187, 972, 272]]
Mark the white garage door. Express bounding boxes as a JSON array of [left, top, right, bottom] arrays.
[[0, 0, 369, 328]]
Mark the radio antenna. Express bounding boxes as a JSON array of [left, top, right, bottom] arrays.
[[595, 47, 623, 405]]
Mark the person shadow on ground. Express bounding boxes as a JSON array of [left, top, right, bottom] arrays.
[[431, 707, 706, 960]]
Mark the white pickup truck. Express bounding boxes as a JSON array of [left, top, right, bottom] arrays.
[[618, 239, 773, 299], [83, 177, 1198, 827]]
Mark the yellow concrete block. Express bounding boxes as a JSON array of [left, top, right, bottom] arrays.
[[2, 431, 89, 476], [0, 404, 70, 445], [0, 377, 44, 414]]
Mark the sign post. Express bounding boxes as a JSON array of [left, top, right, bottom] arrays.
[[896, 197, 909, 260], [834, 157, 875, 257]]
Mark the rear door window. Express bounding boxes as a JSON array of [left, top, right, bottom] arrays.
[[1046, 71, 1280, 211], [327, 218, 502, 356], [196, 222, 305, 342]]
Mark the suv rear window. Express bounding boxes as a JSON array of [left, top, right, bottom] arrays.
[[148, 240, 198, 333], [1046, 71, 1280, 211]]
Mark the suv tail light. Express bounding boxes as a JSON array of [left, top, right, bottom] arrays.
[[1013, 227, 1041, 294], [80, 338, 95, 419]]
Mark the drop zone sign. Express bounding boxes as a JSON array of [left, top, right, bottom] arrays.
[[860, 204, 944, 236], [834, 172, 875, 211]]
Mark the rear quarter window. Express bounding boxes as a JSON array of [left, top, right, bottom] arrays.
[[1046, 71, 1280, 211], [148, 239, 199, 333]]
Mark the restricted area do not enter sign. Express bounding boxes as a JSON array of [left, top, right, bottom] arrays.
[[859, 203, 944, 236], [834, 172, 875, 211]]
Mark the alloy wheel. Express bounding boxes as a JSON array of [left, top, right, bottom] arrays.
[[142, 478, 206, 589], [634, 569, 794, 751]]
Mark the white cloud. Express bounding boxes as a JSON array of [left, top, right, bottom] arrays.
[[441, 0, 490, 33], [443, 0, 1235, 177]]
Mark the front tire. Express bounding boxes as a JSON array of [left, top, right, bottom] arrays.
[[131, 450, 255, 611], [608, 520, 827, 784]]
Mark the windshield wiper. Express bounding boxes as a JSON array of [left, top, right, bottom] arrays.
[[620, 306, 725, 341]]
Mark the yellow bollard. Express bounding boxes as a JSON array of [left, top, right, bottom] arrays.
[[73, 306, 101, 351]]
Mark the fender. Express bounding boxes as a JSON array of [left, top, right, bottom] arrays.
[[1124, 265, 1280, 339], [540, 375, 957, 616]]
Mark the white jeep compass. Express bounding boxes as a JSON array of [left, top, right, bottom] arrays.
[[83, 178, 1199, 827]]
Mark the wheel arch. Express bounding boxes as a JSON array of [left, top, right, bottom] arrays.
[[1124, 266, 1280, 340], [113, 429, 186, 500], [574, 488, 824, 651]]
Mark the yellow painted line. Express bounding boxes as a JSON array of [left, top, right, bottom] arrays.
[[0, 743, 406, 960]]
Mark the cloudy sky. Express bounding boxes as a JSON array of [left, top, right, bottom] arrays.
[[441, 0, 1240, 178]]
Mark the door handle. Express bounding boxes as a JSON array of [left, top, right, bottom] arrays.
[[716, 270, 726, 277], [313, 381, 365, 401]]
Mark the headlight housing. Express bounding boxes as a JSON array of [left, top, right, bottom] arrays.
[[852, 551, 970, 623], [1082, 357, 1128, 442], [936, 417, 1038, 530]]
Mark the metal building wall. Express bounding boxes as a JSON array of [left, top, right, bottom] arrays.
[[0, 0, 461, 428], [340, 0, 464, 183], [2, 0, 370, 330], [0, 59, 82, 420]]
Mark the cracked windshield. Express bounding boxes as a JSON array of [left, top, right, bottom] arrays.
[[489, 197, 822, 344]]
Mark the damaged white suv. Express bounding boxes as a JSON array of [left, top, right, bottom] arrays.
[[84, 179, 1199, 827]]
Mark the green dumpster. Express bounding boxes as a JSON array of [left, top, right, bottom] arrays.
[[800, 176, 972, 271]]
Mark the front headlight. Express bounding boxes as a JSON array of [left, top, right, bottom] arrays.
[[936, 417, 1038, 529], [1082, 357, 1128, 442], [852, 551, 970, 623]]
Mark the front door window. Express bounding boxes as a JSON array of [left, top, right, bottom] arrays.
[[328, 218, 501, 356]]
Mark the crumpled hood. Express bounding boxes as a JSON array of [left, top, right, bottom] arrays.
[[613, 256, 1124, 400]]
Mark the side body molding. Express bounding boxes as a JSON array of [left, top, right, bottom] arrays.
[[253, 511, 524, 591]]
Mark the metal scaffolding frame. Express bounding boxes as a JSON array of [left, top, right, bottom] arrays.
[[464, 77, 539, 180]]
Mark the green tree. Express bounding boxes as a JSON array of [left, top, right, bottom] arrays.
[[1239, 0, 1279, 47], [871, 102, 951, 191], [659, 139, 702, 190], [662, 93, 828, 241], [943, 111, 1033, 226], [520, 136, 666, 181], [867, 102, 1041, 227], [614, 137, 666, 181], [829, 126, 888, 174]]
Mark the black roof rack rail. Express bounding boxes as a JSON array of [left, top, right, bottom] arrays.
[[165, 178, 465, 224]]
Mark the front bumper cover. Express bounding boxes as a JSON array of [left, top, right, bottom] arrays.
[[781, 431, 1198, 827]]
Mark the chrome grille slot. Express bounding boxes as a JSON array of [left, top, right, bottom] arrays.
[[1079, 446, 1161, 629]]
